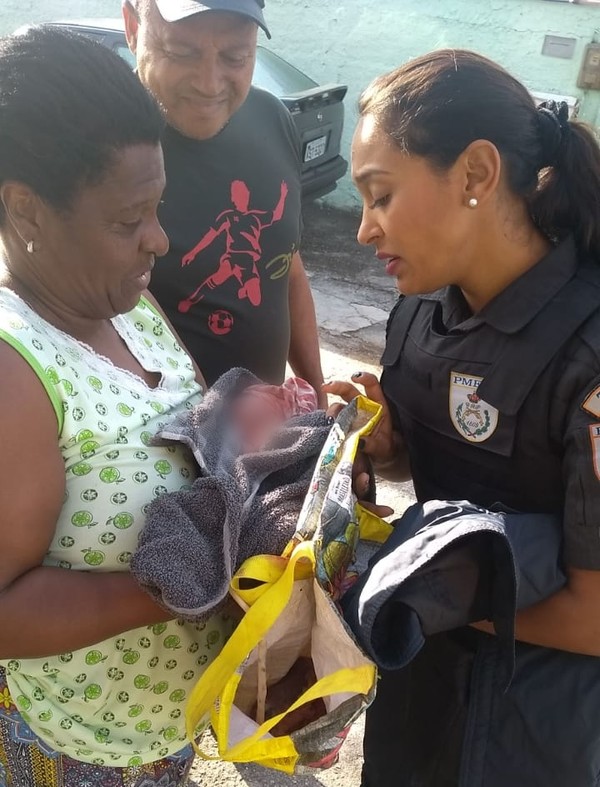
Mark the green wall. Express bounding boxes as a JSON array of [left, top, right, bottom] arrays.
[[262, 0, 600, 206], [2, 0, 600, 207]]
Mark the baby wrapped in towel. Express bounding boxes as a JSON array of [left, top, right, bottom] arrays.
[[131, 368, 331, 621]]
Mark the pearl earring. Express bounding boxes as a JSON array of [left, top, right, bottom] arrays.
[[26, 240, 35, 253], [468, 198, 478, 209]]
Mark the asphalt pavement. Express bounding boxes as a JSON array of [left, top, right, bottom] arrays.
[[301, 201, 398, 364], [188, 200, 414, 787]]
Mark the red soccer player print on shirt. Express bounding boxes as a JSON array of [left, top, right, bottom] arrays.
[[178, 179, 288, 314]]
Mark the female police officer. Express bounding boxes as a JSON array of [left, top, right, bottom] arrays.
[[325, 50, 600, 787]]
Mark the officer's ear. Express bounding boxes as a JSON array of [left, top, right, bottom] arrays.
[[122, 1, 140, 55], [460, 140, 502, 209]]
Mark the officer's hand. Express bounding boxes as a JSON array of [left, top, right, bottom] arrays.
[[323, 372, 399, 467], [352, 449, 394, 519]]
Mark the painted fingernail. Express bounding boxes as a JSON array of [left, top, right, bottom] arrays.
[[352, 371, 363, 379]]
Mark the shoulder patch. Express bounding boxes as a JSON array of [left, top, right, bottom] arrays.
[[582, 386, 600, 418], [589, 424, 600, 480]]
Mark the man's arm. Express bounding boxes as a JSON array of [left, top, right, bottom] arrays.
[[287, 251, 326, 407]]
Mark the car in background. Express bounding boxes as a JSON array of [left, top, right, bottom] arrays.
[[17, 19, 348, 200]]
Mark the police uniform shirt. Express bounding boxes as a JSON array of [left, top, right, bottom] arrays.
[[381, 236, 600, 570]]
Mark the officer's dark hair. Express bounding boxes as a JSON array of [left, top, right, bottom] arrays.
[[359, 49, 600, 259], [0, 26, 163, 223]]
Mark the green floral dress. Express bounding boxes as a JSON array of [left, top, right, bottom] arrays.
[[0, 288, 229, 768]]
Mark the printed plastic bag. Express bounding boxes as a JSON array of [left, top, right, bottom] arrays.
[[185, 396, 392, 774]]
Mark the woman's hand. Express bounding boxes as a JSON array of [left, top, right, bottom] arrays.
[[323, 372, 401, 467]]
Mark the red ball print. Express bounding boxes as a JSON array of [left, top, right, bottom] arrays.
[[207, 310, 234, 335]]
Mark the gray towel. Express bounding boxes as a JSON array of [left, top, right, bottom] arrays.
[[131, 368, 330, 621]]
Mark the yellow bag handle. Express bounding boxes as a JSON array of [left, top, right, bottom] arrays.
[[186, 397, 384, 767], [221, 664, 375, 762], [229, 553, 313, 606], [186, 541, 315, 746], [186, 540, 376, 765]]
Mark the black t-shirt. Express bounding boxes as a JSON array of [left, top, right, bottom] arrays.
[[151, 87, 302, 386]]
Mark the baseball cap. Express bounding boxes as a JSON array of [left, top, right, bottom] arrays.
[[154, 0, 271, 38]]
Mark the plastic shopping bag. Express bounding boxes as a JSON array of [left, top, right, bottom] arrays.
[[185, 396, 393, 774]]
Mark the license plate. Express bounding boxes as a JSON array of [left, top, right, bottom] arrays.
[[304, 135, 327, 162]]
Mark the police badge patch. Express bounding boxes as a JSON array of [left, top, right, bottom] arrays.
[[449, 371, 499, 443]]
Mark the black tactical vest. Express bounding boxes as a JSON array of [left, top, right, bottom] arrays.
[[371, 250, 600, 787], [381, 262, 600, 514]]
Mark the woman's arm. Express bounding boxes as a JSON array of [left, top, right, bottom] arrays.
[[0, 343, 172, 660], [1, 567, 172, 660], [475, 567, 600, 656], [475, 385, 600, 656]]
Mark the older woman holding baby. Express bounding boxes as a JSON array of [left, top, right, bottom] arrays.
[[0, 27, 231, 787]]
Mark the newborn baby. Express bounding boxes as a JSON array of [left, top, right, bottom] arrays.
[[133, 368, 330, 622], [231, 377, 319, 454]]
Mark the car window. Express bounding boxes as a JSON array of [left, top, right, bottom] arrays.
[[113, 42, 136, 69], [253, 46, 317, 96], [72, 30, 105, 43]]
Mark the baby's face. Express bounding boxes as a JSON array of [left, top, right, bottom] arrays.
[[231, 392, 286, 454]]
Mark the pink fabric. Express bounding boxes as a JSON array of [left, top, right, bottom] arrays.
[[243, 377, 319, 419], [231, 377, 319, 453]]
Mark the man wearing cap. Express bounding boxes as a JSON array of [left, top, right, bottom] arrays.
[[123, 0, 325, 400]]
